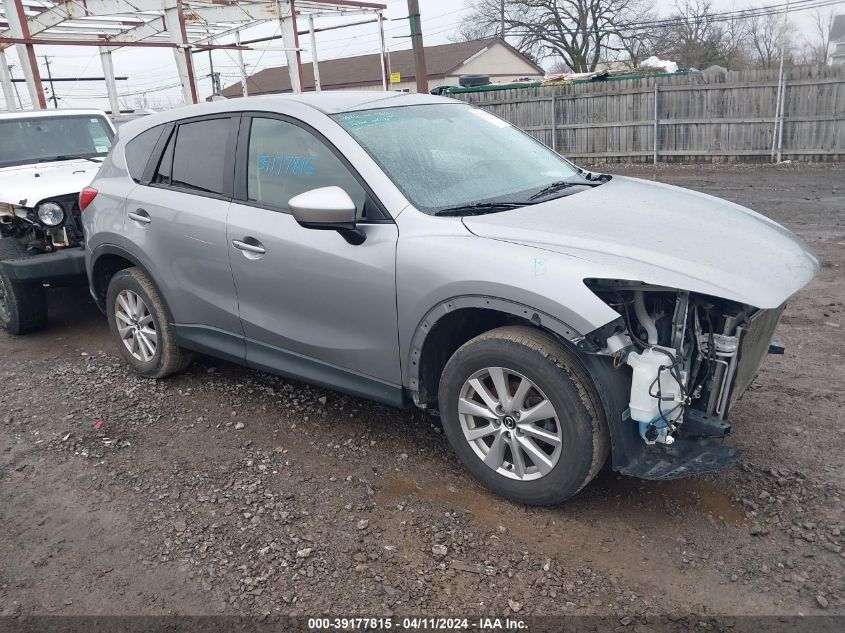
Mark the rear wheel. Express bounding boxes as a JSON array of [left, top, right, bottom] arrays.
[[0, 238, 48, 335], [106, 267, 192, 378], [438, 326, 608, 505]]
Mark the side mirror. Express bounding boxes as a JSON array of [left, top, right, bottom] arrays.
[[288, 186, 366, 245], [288, 186, 356, 230]]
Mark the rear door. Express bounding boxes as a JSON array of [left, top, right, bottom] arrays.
[[226, 114, 401, 397], [121, 115, 244, 357]]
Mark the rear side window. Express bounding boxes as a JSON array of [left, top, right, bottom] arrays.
[[246, 117, 366, 217], [125, 125, 164, 182], [167, 118, 230, 195]]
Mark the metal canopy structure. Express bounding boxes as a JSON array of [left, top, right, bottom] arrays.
[[0, 0, 388, 111]]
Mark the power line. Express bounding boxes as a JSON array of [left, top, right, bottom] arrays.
[[500, 0, 843, 36], [617, 0, 843, 31]]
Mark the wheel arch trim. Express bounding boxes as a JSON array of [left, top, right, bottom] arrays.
[[406, 295, 583, 394], [89, 244, 170, 319]]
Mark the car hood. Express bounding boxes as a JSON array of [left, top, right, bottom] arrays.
[[462, 176, 818, 309], [0, 159, 102, 207]]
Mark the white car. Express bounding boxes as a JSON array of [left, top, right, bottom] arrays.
[[0, 109, 114, 334]]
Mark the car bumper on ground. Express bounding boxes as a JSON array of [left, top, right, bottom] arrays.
[[0, 247, 87, 286]]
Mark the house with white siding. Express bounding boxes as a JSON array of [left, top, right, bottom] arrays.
[[832, 15, 845, 65], [221, 38, 544, 97]]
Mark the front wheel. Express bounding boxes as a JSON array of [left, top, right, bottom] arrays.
[[438, 326, 609, 505], [106, 267, 192, 379], [0, 239, 48, 335]]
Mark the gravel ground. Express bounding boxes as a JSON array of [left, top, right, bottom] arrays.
[[1, 163, 843, 623]]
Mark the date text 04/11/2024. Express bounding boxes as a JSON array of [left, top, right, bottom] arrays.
[[307, 617, 528, 630]]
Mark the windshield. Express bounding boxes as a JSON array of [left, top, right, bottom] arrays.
[[0, 115, 114, 168], [333, 104, 583, 214]]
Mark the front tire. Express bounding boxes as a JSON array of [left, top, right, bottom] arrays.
[[0, 239, 48, 335], [438, 326, 609, 505], [106, 267, 192, 379]]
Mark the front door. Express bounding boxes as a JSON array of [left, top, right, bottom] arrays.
[[227, 115, 401, 400]]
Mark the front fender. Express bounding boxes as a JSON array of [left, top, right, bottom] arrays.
[[395, 211, 624, 389], [404, 295, 582, 393]]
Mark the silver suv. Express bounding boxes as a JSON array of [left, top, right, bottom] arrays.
[[83, 92, 817, 505]]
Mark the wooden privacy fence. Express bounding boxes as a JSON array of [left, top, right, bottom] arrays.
[[452, 66, 845, 163]]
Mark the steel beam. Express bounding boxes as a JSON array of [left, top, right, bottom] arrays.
[[164, 0, 197, 104], [305, 0, 386, 9], [0, 36, 270, 50], [184, 4, 278, 24], [99, 45, 120, 115], [277, 0, 302, 94], [192, 20, 271, 45], [23, 0, 165, 37], [3, 0, 45, 108], [307, 14, 319, 92], [0, 47, 17, 110], [105, 15, 165, 46], [235, 30, 247, 96], [377, 10, 387, 90]]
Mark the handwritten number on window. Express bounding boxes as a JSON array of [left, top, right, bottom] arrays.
[[259, 154, 316, 177]]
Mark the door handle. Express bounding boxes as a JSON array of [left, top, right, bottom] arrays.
[[232, 239, 266, 256], [128, 209, 151, 225]]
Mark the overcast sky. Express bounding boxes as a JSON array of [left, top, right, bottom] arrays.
[[0, 0, 836, 111]]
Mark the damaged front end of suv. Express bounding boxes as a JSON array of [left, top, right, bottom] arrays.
[[0, 194, 86, 253], [459, 172, 818, 482], [578, 281, 791, 479], [0, 109, 114, 334]]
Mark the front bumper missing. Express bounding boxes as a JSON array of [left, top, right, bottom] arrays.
[[0, 247, 86, 286], [615, 437, 741, 480], [582, 348, 743, 481]]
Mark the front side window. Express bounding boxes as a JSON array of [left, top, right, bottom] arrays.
[[0, 115, 114, 168], [166, 118, 231, 195], [333, 104, 583, 214], [246, 117, 366, 217]]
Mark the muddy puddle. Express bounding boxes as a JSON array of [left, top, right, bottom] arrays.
[[376, 467, 746, 535]]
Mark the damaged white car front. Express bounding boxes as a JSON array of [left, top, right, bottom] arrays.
[[0, 110, 114, 334]]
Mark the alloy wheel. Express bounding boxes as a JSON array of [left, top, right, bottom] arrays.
[[457, 367, 563, 481], [115, 289, 157, 362]]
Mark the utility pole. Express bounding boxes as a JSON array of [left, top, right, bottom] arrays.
[[500, 0, 505, 38], [207, 49, 220, 96], [8, 63, 23, 109], [407, 0, 428, 94], [771, 0, 790, 162], [42, 55, 58, 108]]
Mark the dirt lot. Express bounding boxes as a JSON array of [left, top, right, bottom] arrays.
[[1, 164, 843, 623]]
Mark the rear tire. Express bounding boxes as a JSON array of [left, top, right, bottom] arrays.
[[0, 238, 48, 335], [438, 326, 609, 506], [106, 267, 192, 379]]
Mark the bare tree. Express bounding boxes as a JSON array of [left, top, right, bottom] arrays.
[[800, 8, 835, 65], [747, 10, 789, 69], [459, 0, 648, 73], [719, 13, 751, 70], [448, 19, 497, 44], [660, 0, 729, 69], [617, 7, 664, 68]]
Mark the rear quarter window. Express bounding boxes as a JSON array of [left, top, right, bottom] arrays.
[[125, 125, 165, 182]]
